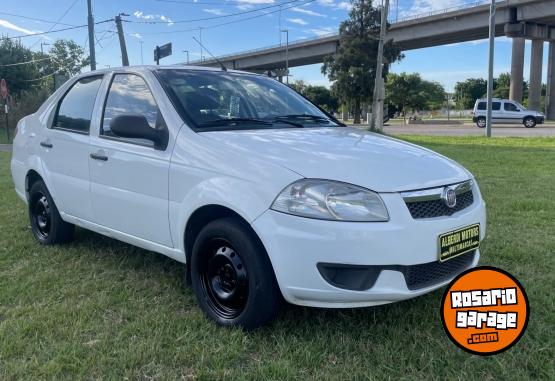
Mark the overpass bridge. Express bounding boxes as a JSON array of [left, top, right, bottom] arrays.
[[193, 0, 555, 119]]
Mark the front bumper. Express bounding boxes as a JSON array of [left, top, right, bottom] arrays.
[[252, 185, 486, 308]]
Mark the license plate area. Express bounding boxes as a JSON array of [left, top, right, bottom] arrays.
[[438, 223, 480, 262]]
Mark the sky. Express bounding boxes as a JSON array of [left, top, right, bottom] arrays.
[[0, 0, 551, 92]]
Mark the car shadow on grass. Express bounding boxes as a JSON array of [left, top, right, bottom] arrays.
[[67, 226, 444, 337]]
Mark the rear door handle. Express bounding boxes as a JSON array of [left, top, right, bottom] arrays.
[[90, 153, 108, 161], [40, 141, 53, 148]]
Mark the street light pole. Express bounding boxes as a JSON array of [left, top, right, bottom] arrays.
[[139, 40, 144, 65], [485, 0, 496, 138], [281, 29, 289, 84], [183, 50, 190, 64], [199, 27, 204, 60]]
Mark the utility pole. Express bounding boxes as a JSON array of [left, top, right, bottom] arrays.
[[485, 0, 496, 138], [115, 14, 129, 66], [281, 29, 289, 84], [40, 42, 50, 55], [87, 0, 96, 70], [183, 50, 189, 64], [370, 0, 389, 132], [139, 40, 144, 65]]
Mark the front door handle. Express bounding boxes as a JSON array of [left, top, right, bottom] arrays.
[[40, 141, 53, 148], [90, 153, 108, 161]]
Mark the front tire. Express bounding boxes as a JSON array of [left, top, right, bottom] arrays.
[[523, 116, 537, 128], [28, 180, 74, 245], [190, 217, 281, 330], [476, 117, 486, 128]]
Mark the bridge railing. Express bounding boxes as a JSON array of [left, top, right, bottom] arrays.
[[389, 0, 492, 24], [191, 0, 496, 64]]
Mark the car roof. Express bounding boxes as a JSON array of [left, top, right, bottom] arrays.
[[76, 65, 263, 79]]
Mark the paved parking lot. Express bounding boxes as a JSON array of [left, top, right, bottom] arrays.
[[381, 122, 555, 137]]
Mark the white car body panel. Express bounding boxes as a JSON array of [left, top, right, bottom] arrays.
[[200, 128, 472, 192], [11, 66, 487, 308]]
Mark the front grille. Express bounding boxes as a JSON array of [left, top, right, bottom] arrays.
[[400, 250, 475, 290], [406, 190, 474, 219]]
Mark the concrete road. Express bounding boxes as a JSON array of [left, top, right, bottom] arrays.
[[380, 122, 555, 137]]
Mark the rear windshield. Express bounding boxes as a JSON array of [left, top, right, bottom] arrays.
[[156, 69, 338, 131]]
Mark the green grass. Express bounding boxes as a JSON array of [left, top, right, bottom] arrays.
[[1, 136, 554, 380]]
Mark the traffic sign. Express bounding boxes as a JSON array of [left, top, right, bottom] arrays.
[[154, 43, 172, 64], [0, 79, 8, 100]]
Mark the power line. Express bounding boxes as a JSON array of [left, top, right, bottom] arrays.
[[0, 11, 76, 27], [30, 0, 80, 48], [23, 68, 64, 82], [0, 57, 52, 67], [140, 0, 316, 35], [125, 0, 302, 24], [1, 19, 114, 40]]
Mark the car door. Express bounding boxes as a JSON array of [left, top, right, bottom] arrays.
[[88, 72, 173, 247], [39, 75, 104, 221], [502, 101, 522, 124], [491, 101, 502, 123]]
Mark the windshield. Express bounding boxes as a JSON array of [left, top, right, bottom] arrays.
[[156, 69, 339, 130]]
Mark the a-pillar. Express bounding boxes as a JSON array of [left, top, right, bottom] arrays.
[[546, 41, 555, 120], [510, 37, 525, 103], [528, 39, 544, 111]]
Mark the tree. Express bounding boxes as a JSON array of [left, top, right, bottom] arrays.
[[453, 78, 487, 109], [386, 72, 446, 122], [493, 72, 511, 99], [322, 0, 403, 124], [0, 37, 43, 94], [48, 39, 90, 77], [291, 80, 339, 112]]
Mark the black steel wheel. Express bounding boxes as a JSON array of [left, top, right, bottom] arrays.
[[199, 240, 248, 320], [31, 193, 51, 240], [28, 179, 74, 245], [190, 216, 281, 329]]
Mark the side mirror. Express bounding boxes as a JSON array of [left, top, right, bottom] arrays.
[[109, 114, 168, 150]]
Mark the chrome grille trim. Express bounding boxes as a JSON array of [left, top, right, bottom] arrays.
[[400, 180, 473, 203]]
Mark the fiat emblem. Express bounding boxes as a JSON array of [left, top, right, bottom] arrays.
[[442, 187, 457, 208]]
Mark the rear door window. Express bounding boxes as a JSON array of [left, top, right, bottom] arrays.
[[54, 76, 103, 133], [492, 102, 501, 110]]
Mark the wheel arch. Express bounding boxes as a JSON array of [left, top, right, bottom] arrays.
[[25, 169, 43, 194], [183, 204, 270, 285]]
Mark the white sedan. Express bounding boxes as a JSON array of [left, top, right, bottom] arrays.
[[11, 66, 486, 329]]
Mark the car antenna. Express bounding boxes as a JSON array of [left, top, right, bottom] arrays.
[[192, 37, 227, 71]]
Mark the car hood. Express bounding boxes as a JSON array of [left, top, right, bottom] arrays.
[[200, 127, 471, 192]]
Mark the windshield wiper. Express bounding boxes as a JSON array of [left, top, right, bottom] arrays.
[[198, 118, 273, 127], [271, 119, 304, 128], [275, 114, 330, 121]]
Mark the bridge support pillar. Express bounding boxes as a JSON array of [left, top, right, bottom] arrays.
[[547, 42, 555, 120], [528, 39, 544, 111], [510, 37, 525, 103]]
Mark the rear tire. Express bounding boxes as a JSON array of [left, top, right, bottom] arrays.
[[523, 116, 536, 128], [476, 117, 486, 128], [28, 180, 74, 245], [190, 216, 281, 330]]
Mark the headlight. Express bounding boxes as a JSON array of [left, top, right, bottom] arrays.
[[271, 179, 389, 222]]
